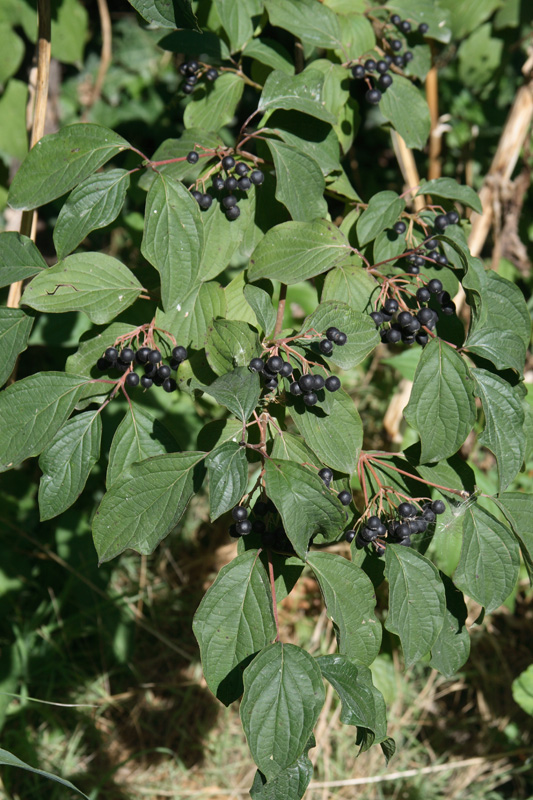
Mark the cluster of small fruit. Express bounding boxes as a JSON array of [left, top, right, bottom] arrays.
[[399, 210, 460, 275], [317, 325, 348, 354], [351, 56, 395, 105], [229, 502, 294, 553], [187, 153, 264, 220], [345, 499, 446, 549], [96, 345, 187, 392], [318, 467, 352, 506], [370, 278, 455, 347], [248, 353, 342, 408], [179, 60, 218, 94]]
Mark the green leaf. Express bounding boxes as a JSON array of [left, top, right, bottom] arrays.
[[307, 552, 381, 664], [53, 169, 130, 260], [0, 232, 47, 289], [193, 549, 276, 704], [38, 410, 102, 521], [0, 372, 86, 472], [264, 459, 345, 559], [138, 130, 224, 192], [386, 0, 452, 43], [316, 654, 388, 741], [205, 319, 261, 376], [356, 191, 406, 247], [65, 323, 137, 379], [107, 404, 179, 487], [265, 139, 326, 221], [250, 743, 313, 800], [226, 273, 260, 327], [125, 0, 200, 30], [0, 24, 24, 83], [299, 301, 380, 369], [0, 309, 33, 388], [184, 73, 245, 131], [453, 505, 520, 614], [438, 0, 501, 38], [206, 442, 249, 521], [21, 253, 143, 325], [404, 339, 476, 463], [198, 189, 256, 282], [203, 367, 261, 422], [259, 70, 336, 124], [379, 75, 431, 150], [158, 29, 230, 60], [384, 545, 446, 667], [0, 79, 28, 162], [429, 574, 470, 678], [244, 284, 277, 335], [243, 38, 294, 74], [499, 493, 533, 580], [264, 113, 340, 178], [241, 642, 325, 779], [214, 0, 255, 52], [473, 369, 525, 493], [264, 0, 342, 49], [93, 452, 205, 563], [0, 748, 89, 800], [321, 259, 378, 313], [8, 124, 130, 211], [512, 664, 533, 716], [141, 173, 204, 309], [417, 178, 482, 214], [156, 281, 226, 350], [270, 432, 319, 466], [291, 389, 362, 474], [248, 219, 349, 284]]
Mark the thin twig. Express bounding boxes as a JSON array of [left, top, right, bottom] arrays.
[[273, 284, 287, 337]]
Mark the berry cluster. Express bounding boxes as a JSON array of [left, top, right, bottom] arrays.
[[188, 153, 264, 220], [318, 467, 352, 506], [229, 501, 294, 553], [249, 349, 342, 409], [318, 326, 348, 355], [345, 499, 446, 550], [97, 345, 188, 392], [179, 60, 218, 94], [370, 278, 455, 347], [398, 210, 460, 275], [351, 56, 395, 105]]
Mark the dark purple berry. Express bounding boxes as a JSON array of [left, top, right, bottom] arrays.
[[148, 349, 161, 364], [212, 176, 225, 191], [384, 298, 399, 314], [236, 520, 252, 535], [338, 490, 352, 506], [299, 374, 315, 392], [336, 332, 347, 346], [163, 377, 177, 392], [366, 88, 382, 104], [376, 60, 389, 74], [364, 58, 377, 72], [416, 287, 431, 303], [319, 339, 334, 355], [432, 499, 446, 515], [446, 210, 460, 225], [205, 67, 218, 81], [238, 177, 251, 191], [378, 74, 393, 89], [104, 347, 118, 362], [427, 278, 443, 293], [393, 221, 406, 234], [222, 155, 235, 170], [125, 372, 139, 387], [191, 190, 202, 203], [232, 506, 248, 521], [397, 311, 413, 327], [434, 214, 448, 231], [172, 345, 188, 362], [303, 392, 318, 406], [351, 64, 365, 79], [186, 151, 199, 164], [318, 467, 333, 484], [325, 376, 341, 392], [370, 311, 384, 326], [398, 502, 416, 517], [120, 347, 135, 363], [140, 375, 153, 389], [386, 328, 402, 344], [290, 381, 302, 396], [345, 530, 356, 543], [279, 361, 293, 378], [225, 176, 238, 191], [250, 170, 264, 185], [266, 355, 283, 373], [404, 50, 414, 62], [313, 374, 325, 390], [226, 206, 240, 220], [249, 357, 264, 373], [326, 327, 341, 342]]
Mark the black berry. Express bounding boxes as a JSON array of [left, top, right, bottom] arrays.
[[399, 19, 411, 32], [364, 58, 377, 72], [249, 358, 264, 373], [326, 327, 340, 342], [206, 67, 218, 81], [392, 54, 404, 67], [345, 530, 356, 543], [318, 467, 333, 484], [148, 349, 161, 364], [266, 355, 283, 373], [303, 392, 318, 406], [225, 176, 238, 191], [391, 13, 401, 25], [238, 177, 251, 191], [379, 74, 393, 89], [398, 502, 416, 517], [393, 221, 406, 234], [336, 332, 347, 346], [250, 170, 264, 185], [366, 88, 382, 104], [313, 374, 325, 390], [279, 361, 293, 378], [370, 311, 384, 326], [418, 22, 429, 34], [376, 60, 389, 74], [386, 328, 402, 344], [105, 347, 118, 362], [441, 302, 456, 315], [367, 516, 381, 530], [222, 195, 238, 209], [352, 64, 365, 79], [404, 50, 414, 62], [299, 374, 315, 392], [226, 206, 240, 221], [432, 499, 446, 515], [325, 376, 341, 392], [289, 381, 302, 396], [417, 307, 434, 325], [236, 520, 253, 535], [397, 311, 413, 327], [140, 375, 153, 389], [232, 506, 248, 521], [384, 298, 399, 314], [212, 176, 225, 191], [338, 490, 352, 506], [390, 38, 402, 51], [416, 287, 431, 303], [434, 214, 448, 230], [163, 378, 177, 392], [427, 278, 443, 293], [446, 210, 460, 225], [319, 339, 334, 355], [191, 190, 202, 203], [186, 151, 199, 164], [172, 345, 188, 362], [120, 347, 135, 363], [222, 155, 235, 170]]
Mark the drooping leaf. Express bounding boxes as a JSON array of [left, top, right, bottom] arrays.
[[307, 552, 381, 665], [93, 452, 205, 563], [244, 284, 277, 335], [473, 368, 525, 493], [106, 404, 179, 487], [512, 664, 533, 716], [206, 442, 249, 521], [379, 75, 431, 150], [498, 493, 533, 580], [299, 301, 380, 369], [214, 0, 258, 52], [264, 459, 345, 559], [198, 188, 256, 282], [141, 173, 204, 309], [417, 178, 482, 214], [384, 545, 446, 667], [453, 504, 520, 614], [356, 191, 406, 247], [404, 338, 476, 463], [193, 549, 276, 704], [259, 69, 336, 124], [249, 739, 314, 800], [291, 389, 362, 474], [0, 749, 89, 800], [0, 309, 33, 388], [263, 112, 340, 177], [429, 573, 470, 678], [38, 410, 102, 520], [124, 0, 200, 30], [205, 319, 261, 376], [8, 124, 130, 210], [21, 253, 142, 325], [0, 373, 86, 472], [156, 281, 226, 349], [248, 219, 349, 284], [264, 0, 342, 49], [0, 232, 47, 288], [53, 169, 130, 259], [184, 73, 245, 131], [202, 367, 261, 422], [240, 642, 325, 779], [265, 139, 327, 221]]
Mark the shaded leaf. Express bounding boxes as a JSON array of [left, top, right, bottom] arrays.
[[299, 301, 380, 369], [205, 319, 261, 376], [379, 75, 431, 150], [417, 178, 482, 214], [250, 741, 313, 800], [356, 191, 405, 247], [0, 309, 33, 388], [265, 139, 326, 221], [429, 573, 470, 677], [0, 749, 89, 799], [203, 367, 261, 422], [243, 38, 294, 74], [125, 0, 199, 29], [498, 493, 533, 581], [0, 232, 47, 289], [244, 284, 277, 335], [206, 442, 249, 521], [184, 73, 245, 131], [264, 0, 342, 49]]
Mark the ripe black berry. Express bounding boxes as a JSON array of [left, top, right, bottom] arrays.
[[172, 345, 188, 362], [416, 287, 431, 303], [384, 298, 399, 314], [206, 67, 218, 81], [238, 177, 251, 191], [393, 221, 406, 234], [266, 355, 283, 373], [397, 311, 413, 327], [187, 151, 199, 164], [120, 347, 135, 363], [236, 520, 252, 535], [370, 311, 384, 326], [148, 349, 161, 364], [417, 307, 434, 325], [135, 347, 151, 364], [392, 55, 404, 67], [303, 392, 318, 406], [186, 60, 199, 73], [418, 22, 429, 33], [325, 376, 341, 392], [364, 58, 377, 72], [446, 210, 460, 225], [391, 13, 401, 24], [140, 375, 153, 389], [232, 506, 248, 521], [436, 290, 451, 305], [441, 302, 456, 315], [366, 88, 382, 104], [416, 332, 429, 346], [425, 238, 438, 250], [338, 490, 352, 505], [191, 190, 202, 203], [432, 499, 446, 515], [398, 502, 416, 517], [279, 361, 293, 377], [222, 195, 238, 209], [234, 162, 249, 176], [386, 328, 402, 343], [183, 84, 194, 95], [225, 176, 238, 191], [336, 332, 347, 345], [422, 506, 436, 522], [248, 358, 264, 373], [367, 516, 381, 530], [378, 74, 393, 89], [399, 19, 411, 32], [326, 326, 340, 342], [435, 253, 448, 266], [163, 377, 177, 392], [404, 50, 414, 62], [105, 347, 118, 362], [434, 214, 448, 230], [319, 339, 333, 355], [250, 170, 264, 185], [199, 194, 213, 210], [345, 530, 356, 543], [351, 64, 365, 79], [318, 467, 333, 484], [97, 357, 109, 370], [212, 176, 225, 191], [226, 206, 240, 220], [359, 526, 378, 543], [264, 378, 278, 391], [222, 155, 235, 170], [376, 60, 389, 74], [390, 38, 402, 51], [125, 372, 139, 387], [157, 365, 171, 380], [290, 381, 302, 396], [427, 278, 443, 293], [313, 374, 325, 390], [299, 374, 315, 392]]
